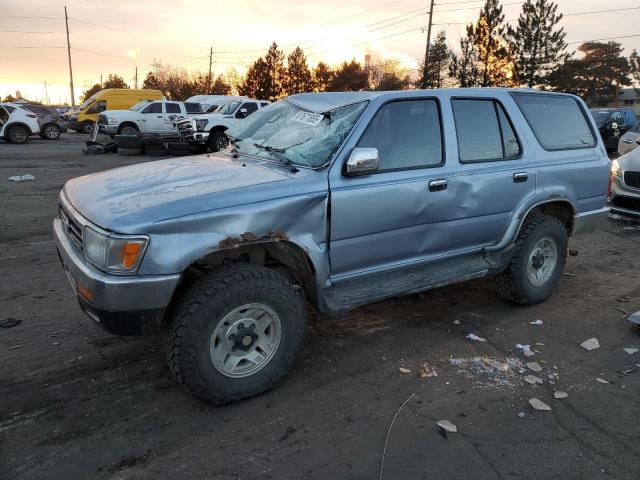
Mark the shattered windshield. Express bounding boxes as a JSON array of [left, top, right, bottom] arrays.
[[226, 99, 368, 168]]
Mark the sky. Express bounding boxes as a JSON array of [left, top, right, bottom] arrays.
[[1, 0, 640, 105]]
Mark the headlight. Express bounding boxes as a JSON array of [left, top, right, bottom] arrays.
[[107, 116, 118, 125], [83, 227, 148, 274], [195, 119, 208, 132], [67, 114, 78, 121], [611, 159, 621, 177]]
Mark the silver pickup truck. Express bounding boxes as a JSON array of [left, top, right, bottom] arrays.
[[54, 88, 609, 404]]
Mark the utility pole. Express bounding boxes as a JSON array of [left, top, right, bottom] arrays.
[[64, 6, 75, 105], [100, 73, 103, 85], [422, 0, 436, 88], [207, 46, 213, 93], [135, 67, 138, 89]]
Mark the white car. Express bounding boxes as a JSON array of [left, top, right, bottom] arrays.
[[177, 98, 269, 151], [185, 95, 249, 114], [0, 103, 41, 144], [617, 121, 640, 156], [97, 100, 202, 137]]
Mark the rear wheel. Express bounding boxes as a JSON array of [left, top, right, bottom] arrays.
[[6, 125, 29, 144], [41, 123, 61, 140], [495, 213, 568, 305], [118, 124, 139, 136], [166, 263, 307, 404], [80, 121, 94, 135]]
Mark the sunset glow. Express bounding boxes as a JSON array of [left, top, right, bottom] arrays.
[[2, 0, 640, 104]]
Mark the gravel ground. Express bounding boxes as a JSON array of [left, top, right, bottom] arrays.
[[1, 133, 639, 479]]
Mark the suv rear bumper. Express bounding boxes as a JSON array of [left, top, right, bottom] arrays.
[[573, 207, 610, 235], [53, 216, 181, 335]]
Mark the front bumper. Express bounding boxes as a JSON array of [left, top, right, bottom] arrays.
[[572, 207, 610, 235], [181, 132, 209, 144], [98, 124, 118, 135], [66, 119, 80, 131], [53, 216, 181, 335], [608, 174, 640, 217]]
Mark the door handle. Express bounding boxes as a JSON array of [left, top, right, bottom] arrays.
[[513, 172, 528, 183], [157, 115, 163, 118], [623, 138, 633, 144], [428, 179, 447, 192]]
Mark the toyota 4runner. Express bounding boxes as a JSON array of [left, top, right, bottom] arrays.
[[54, 89, 609, 404]]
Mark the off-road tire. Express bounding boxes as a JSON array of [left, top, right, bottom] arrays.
[[208, 131, 228, 152], [40, 123, 61, 140], [114, 134, 142, 149], [495, 213, 568, 305], [80, 121, 94, 135], [117, 147, 142, 156], [167, 142, 192, 156], [6, 125, 29, 144], [166, 263, 307, 405]]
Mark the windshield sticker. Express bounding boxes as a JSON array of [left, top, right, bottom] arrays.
[[292, 111, 324, 127]]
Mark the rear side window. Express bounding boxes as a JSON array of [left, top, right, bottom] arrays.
[[185, 102, 201, 113], [452, 99, 521, 162], [261, 102, 269, 107], [166, 103, 181, 114], [511, 93, 595, 150], [357, 99, 443, 171]]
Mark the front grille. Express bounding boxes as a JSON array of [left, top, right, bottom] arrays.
[[177, 122, 194, 138], [624, 171, 640, 189], [59, 205, 83, 251], [612, 195, 640, 213], [97, 114, 108, 126]]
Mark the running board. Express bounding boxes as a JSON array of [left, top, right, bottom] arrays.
[[322, 253, 491, 315]]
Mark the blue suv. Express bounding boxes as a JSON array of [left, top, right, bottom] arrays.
[[54, 88, 610, 403]]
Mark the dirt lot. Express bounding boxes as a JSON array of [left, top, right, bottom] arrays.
[[1, 133, 639, 479]]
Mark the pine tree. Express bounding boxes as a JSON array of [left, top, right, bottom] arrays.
[[329, 60, 368, 91], [507, 0, 568, 88], [419, 31, 451, 89], [449, 35, 481, 87], [103, 74, 129, 89], [312, 62, 334, 92], [469, 0, 515, 87], [548, 41, 631, 105], [142, 72, 162, 91], [286, 47, 314, 94], [239, 43, 287, 101]]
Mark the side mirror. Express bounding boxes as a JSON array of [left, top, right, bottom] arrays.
[[344, 147, 379, 176], [236, 108, 248, 118]]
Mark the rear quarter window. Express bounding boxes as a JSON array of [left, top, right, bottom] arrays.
[[511, 93, 596, 150]]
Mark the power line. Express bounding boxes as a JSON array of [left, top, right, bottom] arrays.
[[0, 45, 65, 48], [0, 30, 57, 34], [567, 33, 640, 45], [70, 32, 198, 59], [2, 15, 62, 19]]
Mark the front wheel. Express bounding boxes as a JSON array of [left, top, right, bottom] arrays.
[[208, 131, 228, 152], [495, 213, 568, 305], [166, 263, 307, 404], [80, 121, 94, 134]]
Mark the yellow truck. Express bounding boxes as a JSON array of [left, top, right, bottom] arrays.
[[65, 88, 163, 134]]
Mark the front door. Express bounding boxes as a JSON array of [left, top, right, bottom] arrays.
[[0, 106, 8, 137], [139, 102, 164, 133], [328, 98, 457, 279]]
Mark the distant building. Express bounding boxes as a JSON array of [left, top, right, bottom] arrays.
[[606, 88, 640, 115]]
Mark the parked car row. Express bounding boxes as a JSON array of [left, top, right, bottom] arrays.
[[0, 102, 66, 143]]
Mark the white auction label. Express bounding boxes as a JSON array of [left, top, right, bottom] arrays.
[[292, 111, 324, 126]]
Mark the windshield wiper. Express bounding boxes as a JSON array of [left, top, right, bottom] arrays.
[[253, 143, 299, 173]]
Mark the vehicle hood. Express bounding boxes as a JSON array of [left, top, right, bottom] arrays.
[[103, 109, 137, 118], [63, 153, 298, 232], [618, 146, 640, 171]]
